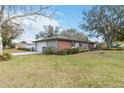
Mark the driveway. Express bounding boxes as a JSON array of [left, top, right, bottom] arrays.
[[11, 52, 40, 56]]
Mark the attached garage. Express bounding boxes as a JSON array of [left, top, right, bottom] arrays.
[[34, 40, 58, 53], [35, 41, 46, 53]]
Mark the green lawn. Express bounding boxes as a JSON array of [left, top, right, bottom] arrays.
[[0, 50, 124, 88], [3, 49, 28, 53]]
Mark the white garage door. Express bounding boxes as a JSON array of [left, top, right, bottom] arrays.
[[36, 42, 46, 53]]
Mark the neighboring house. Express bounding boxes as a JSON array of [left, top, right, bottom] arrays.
[[24, 43, 35, 50], [13, 42, 35, 51], [34, 36, 96, 53], [13, 42, 26, 49]]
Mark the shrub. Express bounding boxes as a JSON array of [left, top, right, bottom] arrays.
[[79, 48, 90, 52], [56, 49, 67, 55], [42, 47, 54, 55], [56, 48, 79, 55], [70, 48, 79, 54], [103, 48, 124, 51], [64, 48, 72, 54], [0, 53, 12, 61], [43, 47, 93, 55], [18, 48, 25, 50], [18, 48, 30, 51]]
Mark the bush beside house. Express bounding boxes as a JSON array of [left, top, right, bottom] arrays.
[[42, 47, 91, 55], [18, 47, 31, 51], [56, 48, 80, 55], [42, 47, 55, 55], [103, 48, 124, 51]]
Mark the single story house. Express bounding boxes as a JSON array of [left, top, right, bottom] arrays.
[[34, 36, 96, 53], [24, 43, 35, 50], [13, 42, 35, 51]]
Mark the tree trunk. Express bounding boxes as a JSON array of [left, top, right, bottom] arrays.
[[106, 41, 112, 48], [0, 23, 3, 55], [105, 36, 113, 48], [0, 6, 4, 55]]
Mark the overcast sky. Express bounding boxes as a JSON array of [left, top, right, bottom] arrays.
[[14, 5, 102, 43]]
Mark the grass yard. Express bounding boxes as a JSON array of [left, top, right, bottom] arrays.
[[3, 49, 28, 53], [0, 50, 124, 87]]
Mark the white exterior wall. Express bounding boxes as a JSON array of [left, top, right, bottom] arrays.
[[35, 41, 47, 52], [75, 42, 79, 48], [83, 43, 89, 49], [35, 40, 58, 53], [94, 44, 96, 48], [47, 40, 58, 49]]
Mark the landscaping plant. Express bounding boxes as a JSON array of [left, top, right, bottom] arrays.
[[42, 47, 55, 55], [0, 53, 12, 61]]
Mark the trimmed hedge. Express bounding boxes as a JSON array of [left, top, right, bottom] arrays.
[[18, 48, 30, 51], [42, 47, 94, 55], [79, 48, 91, 52], [42, 47, 54, 55], [42, 47, 80, 55], [0, 53, 12, 61], [56, 48, 79, 55], [56, 49, 67, 55], [103, 48, 124, 51]]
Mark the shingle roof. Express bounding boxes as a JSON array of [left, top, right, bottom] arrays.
[[33, 36, 95, 44]]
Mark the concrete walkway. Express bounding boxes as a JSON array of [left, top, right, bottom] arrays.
[[11, 52, 40, 56]]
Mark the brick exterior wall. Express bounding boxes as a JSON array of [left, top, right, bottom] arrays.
[[89, 43, 94, 49], [58, 40, 71, 50]]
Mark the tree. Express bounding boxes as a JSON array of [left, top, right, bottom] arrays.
[[0, 5, 51, 54], [1, 21, 24, 48], [21, 41, 27, 44], [80, 5, 124, 48], [116, 28, 124, 41], [35, 25, 59, 39], [60, 28, 88, 41]]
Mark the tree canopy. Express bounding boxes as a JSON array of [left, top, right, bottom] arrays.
[[61, 28, 88, 41], [80, 5, 124, 48], [0, 5, 52, 54], [36, 26, 88, 41], [35, 25, 59, 39], [1, 21, 24, 48]]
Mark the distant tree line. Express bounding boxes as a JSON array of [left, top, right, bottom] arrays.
[[35, 25, 89, 41]]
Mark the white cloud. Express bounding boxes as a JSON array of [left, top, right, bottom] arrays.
[[13, 15, 60, 43]]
